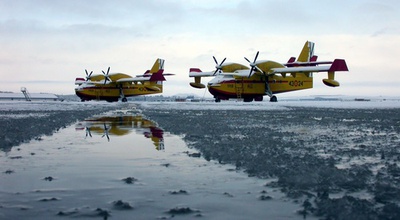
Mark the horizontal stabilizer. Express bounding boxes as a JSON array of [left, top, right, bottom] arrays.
[[283, 60, 333, 67]]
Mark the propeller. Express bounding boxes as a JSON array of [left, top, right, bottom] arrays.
[[244, 52, 271, 95], [212, 56, 226, 75], [85, 69, 93, 81], [102, 67, 111, 85], [244, 51, 263, 78]]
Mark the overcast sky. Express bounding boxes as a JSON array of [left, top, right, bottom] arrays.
[[0, 0, 399, 98]]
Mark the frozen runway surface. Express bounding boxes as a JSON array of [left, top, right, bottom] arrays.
[[1, 99, 400, 219]]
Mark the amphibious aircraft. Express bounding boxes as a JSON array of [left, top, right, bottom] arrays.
[[75, 58, 173, 102], [189, 41, 348, 102], [76, 113, 164, 150]]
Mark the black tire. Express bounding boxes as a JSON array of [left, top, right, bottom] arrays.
[[244, 98, 253, 102], [254, 96, 263, 102]]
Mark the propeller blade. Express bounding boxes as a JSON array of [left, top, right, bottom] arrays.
[[248, 68, 254, 78], [213, 56, 218, 65], [256, 66, 264, 74], [102, 67, 111, 85], [220, 57, 226, 66], [253, 51, 259, 63], [85, 69, 93, 81]]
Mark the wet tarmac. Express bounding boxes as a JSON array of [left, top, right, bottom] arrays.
[[1, 100, 400, 219], [1, 103, 302, 219], [140, 102, 400, 220]]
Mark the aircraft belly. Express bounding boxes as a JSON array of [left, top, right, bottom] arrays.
[[76, 84, 163, 100], [124, 86, 162, 96], [208, 81, 265, 99], [79, 88, 119, 97]]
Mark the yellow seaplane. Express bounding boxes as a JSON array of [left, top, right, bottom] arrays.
[[76, 114, 164, 150], [189, 41, 348, 102], [75, 58, 173, 102]]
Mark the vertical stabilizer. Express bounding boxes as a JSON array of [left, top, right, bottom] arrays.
[[150, 69, 166, 81], [297, 41, 315, 62], [150, 58, 165, 73]]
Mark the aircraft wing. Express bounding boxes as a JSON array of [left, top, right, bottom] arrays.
[[116, 76, 151, 83], [189, 69, 215, 77], [221, 70, 250, 77], [189, 62, 250, 78], [88, 80, 110, 85], [116, 71, 172, 83], [269, 59, 348, 75]]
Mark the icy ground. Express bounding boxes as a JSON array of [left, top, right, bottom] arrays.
[[138, 99, 400, 219], [1, 99, 400, 219], [0, 101, 121, 151]]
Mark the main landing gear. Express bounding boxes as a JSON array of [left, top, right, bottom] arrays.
[[119, 85, 128, 102], [270, 95, 277, 102]]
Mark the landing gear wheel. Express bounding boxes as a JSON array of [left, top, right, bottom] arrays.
[[270, 95, 277, 102], [122, 97, 127, 102], [215, 98, 221, 103], [254, 96, 263, 102], [243, 98, 253, 102]]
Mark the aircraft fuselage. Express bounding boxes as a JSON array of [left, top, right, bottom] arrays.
[[207, 72, 313, 102]]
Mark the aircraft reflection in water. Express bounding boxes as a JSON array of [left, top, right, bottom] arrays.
[[76, 113, 164, 150]]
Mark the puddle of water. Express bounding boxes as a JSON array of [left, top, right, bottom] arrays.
[[0, 111, 304, 219]]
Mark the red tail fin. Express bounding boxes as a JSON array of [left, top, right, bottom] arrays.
[[150, 69, 166, 81], [310, 55, 318, 62], [329, 59, 348, 72], [190, 68, 202, 72]]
